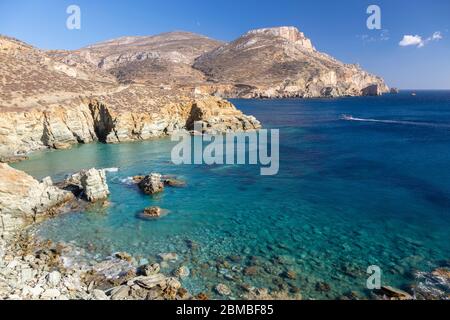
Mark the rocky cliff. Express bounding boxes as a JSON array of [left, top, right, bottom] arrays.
[[0, 163, 73, 239], [0, 35, 260, 161], [193, 27, 389, 98]]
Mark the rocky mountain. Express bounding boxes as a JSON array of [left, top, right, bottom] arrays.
[[193, 26, 388, 98], [49, 32, 223, 87], [0, 35, 260, 161], [51, 27, 389, 98], [51, 27, 388, 98]]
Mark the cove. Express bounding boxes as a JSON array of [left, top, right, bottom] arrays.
[[12, 92, 450, 299]]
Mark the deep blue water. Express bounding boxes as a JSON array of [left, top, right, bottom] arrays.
[[13, 91, 450, 299]]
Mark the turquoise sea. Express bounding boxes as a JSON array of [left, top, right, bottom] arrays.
[[13, 91, 450, 299]]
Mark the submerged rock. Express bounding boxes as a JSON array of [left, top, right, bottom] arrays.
[[216, 283, 232, 296], [114, 252, 133, 263], [315, 281, 331, 292], [197, 292, 209, 300], [282, 270, 297, 280], [174, 266, 190, 278], [140, 263, 160, 276], [158, 253, 179, 262], [163, 177, 186, 188], [413, 267, 450, 299], [138, 173, 164, 195]]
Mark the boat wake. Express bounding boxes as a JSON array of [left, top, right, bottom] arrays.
[[341, 115, 450, 128]]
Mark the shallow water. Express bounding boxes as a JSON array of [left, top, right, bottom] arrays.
[[13, 91, 450, 299]]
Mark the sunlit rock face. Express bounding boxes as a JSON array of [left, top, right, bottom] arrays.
[[0, 163, 73, 238], [193, 26, 388, 98]]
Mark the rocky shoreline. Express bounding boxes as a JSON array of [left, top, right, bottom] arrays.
[[0, 95, 261, 162], [0, 230, 193, 300], [1, 164, 449, 300]]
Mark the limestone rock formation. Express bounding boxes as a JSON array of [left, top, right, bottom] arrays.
[[361, 84, 383, 96], [63, 168, 110, 202], [138, 173, 164, 195], [0, 163, 73, 238], [193, 26, 389, 98]]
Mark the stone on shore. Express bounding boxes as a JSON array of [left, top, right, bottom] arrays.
[[138, 173, 164, 195], [0, 163, 73, 239], [134, 274, 166, 289], [40, 288, 61, 300], [47, 271, 62, 287], [141, 263, 160, 276], [114, 252, 133, 263], [377, 286, 413, 300], [92, 289, 109, 300]]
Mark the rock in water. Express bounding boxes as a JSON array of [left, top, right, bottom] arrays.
[[64, 168, 110, 202], [174, 266, 190, 278], [80, 168, 110, 202], [143, 207, 162, 218], [163, 177, 186, 188], [138, 173, 164, 195], [390, 87, 400, 94], [361, 84, 382, 96], [158, 252, 179, 262]]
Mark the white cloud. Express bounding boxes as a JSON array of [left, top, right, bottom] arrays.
[[399, 31, 443, 48], [399, 35, 423, 47], [432, 31, 443, 40]]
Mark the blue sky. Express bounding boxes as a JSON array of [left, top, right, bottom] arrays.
[[1, 0, 449, 89]]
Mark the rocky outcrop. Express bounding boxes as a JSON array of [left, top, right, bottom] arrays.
[[193, 26, 389, 98], [142, 207, 163, 218], [63, 168, 110, 202], [138, 173, 164, 195], [0, 164, 73, 239], [246, 26, 315, 51], [362, 84, 383, 96], [0, 96, 260, 161]]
